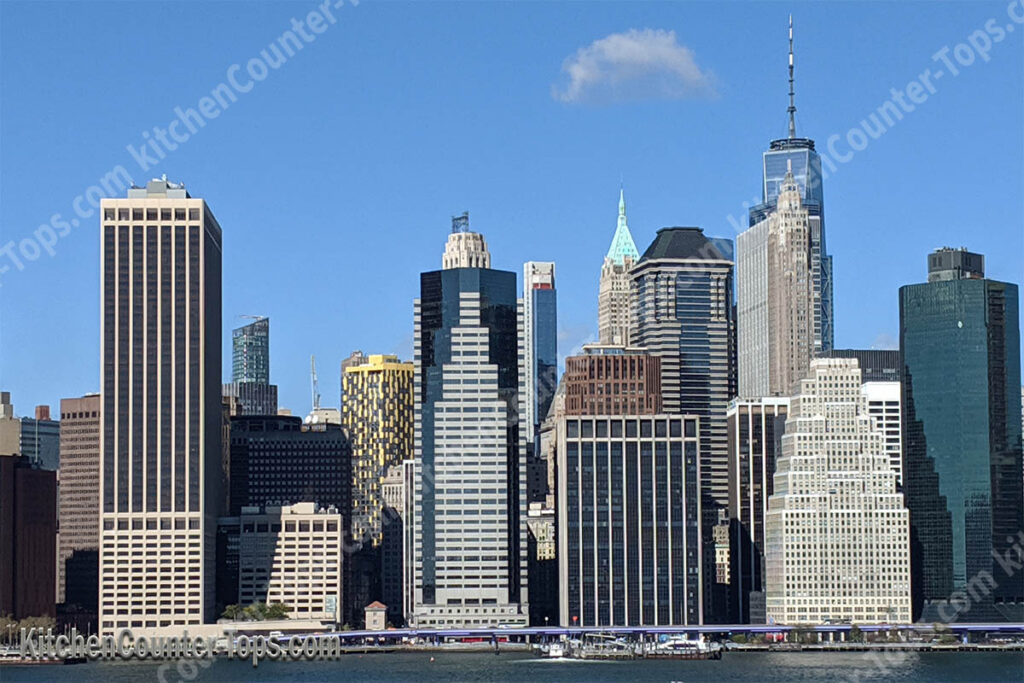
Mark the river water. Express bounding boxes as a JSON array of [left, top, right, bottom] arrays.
[[3, 650, 1022, 682]]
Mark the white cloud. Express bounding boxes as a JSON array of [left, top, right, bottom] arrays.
[[553, 29, 716, 104], [872, 332, 899, 350]]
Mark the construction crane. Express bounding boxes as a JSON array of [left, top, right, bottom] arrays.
[[311, 355, 321, 411]]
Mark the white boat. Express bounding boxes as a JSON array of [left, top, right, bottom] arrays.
[[534, 641, 568, 658]]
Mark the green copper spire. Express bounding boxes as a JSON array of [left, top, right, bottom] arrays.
[[606, 187, 640, 265]]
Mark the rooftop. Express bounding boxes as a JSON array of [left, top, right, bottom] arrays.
[[640, 227, 729, 262]]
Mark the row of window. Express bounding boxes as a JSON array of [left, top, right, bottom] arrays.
[[104, 207, 200, 221]]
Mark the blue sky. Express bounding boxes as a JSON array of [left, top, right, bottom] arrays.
[[1, 0, 1021, 416]]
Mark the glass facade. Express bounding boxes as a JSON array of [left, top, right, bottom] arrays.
[[232, 318, 270, 384], [531, 286, 558, 432], [415, 266, 524, 617], [749, 138, 833, 354], [900, 277, 1023, 619]]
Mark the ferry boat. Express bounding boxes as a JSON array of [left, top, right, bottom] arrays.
[[647, 636, 723, 660]]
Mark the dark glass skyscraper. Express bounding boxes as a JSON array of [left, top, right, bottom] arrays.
[[524, 262, 557, 505], [226, 317, 278, 415], [900, 248, 1023, 621], [524, 262, 558, 438], [411, 224, 528, 628]]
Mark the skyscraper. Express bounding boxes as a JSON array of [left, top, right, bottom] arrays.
[[523, 262, 557, 506], [224, 316, 278, 416], [232, 317, 269, 383], [410, 215, 528, 628], [765, 358, 911, 625], [900, 247, 1023, 620], [598, 189, 640, 346], [523, 262, 558, 441], [342, 354, 413, 623], [631, 227, 736, 622], [57, 394, 100, 611], [737, 164, 815, 397], [554, 345, 704, 626], [747, 18, 833, 357], [98, 177, 222, 632], [343, 354, 414, 546], [631, 232, 735, 479]]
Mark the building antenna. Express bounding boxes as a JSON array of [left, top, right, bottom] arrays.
[[788, 15, 796, 139], [311, 355, 321, 411]]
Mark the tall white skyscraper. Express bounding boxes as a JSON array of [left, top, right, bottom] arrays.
[[598, 189, 640, 346], [737, 163, 815, 397], [410, 220, 528, 628], [98, 178, 222, 632], [765, 358, 911, 625]]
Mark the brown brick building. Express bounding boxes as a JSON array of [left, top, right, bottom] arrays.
[[562, 345, 662, 416]]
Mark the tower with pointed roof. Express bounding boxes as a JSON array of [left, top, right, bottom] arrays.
[[746, 17, 833, 359], [739, 18, 833, 399], [598, 189, 641, 345]]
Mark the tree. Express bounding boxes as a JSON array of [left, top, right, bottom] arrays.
[[265, 603, 291, 620], [1, 614, 17, 645], [222, 604, 241, 620], [730, 634, 748, 644], [849, 624, 864, 643]]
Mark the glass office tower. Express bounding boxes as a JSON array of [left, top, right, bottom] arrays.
[[232, 317, 269, 384], [747, 18, 834, 354], [749, 139, 832, 357], [523, 262, 558, 443], [411, 221, 528, 628], [900, 248, 1023, 621]]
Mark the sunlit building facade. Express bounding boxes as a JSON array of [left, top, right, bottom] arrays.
[[98, 178, 223, 632], [765, 359, 910, 625]]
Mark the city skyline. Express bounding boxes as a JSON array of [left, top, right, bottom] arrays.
[[2, 2, 1022, 415], [3, 6, 1024, 679]]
